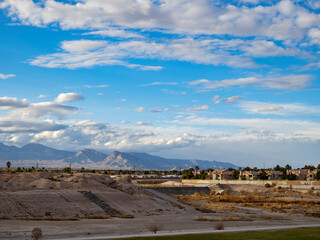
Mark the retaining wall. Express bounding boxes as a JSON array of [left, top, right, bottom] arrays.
[[182, 180, 320, 189], [142, 186, 211, 195]]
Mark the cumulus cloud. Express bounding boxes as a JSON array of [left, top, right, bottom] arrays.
[[37, 94, 48, 98], [1, 0, 319, 40], [0, 96, 79, 120], [11, 102, 79, 119], [0, 73, 15, 79], [0, 118, 67, 133], [0, 97, 29, 109], [54, 93, 84, 103], [308, 28, 320, 45], [239, 101, 320, 115], [189, 74, 312, 90]]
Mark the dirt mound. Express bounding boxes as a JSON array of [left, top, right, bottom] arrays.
[[0, 172, 185, 219]]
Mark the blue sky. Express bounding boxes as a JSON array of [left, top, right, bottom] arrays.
[[0, 0, 320, 167]]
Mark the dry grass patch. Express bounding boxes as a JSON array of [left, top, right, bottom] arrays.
[[174, 191, 320, 216]]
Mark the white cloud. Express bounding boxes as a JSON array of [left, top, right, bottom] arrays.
[[140, 82, 178, 87], [0, 117, 67, 133], [84, 84, 109, 88], [306, 0, 320, 10], [0, 97, 29, 109], [258, 106, 284, 112], [150, 107, 169, 113], [29, 38, 259, 70], [120, 120, 153, 126], [54, 93, 84, 103], [308, 28, 320, 45], [83, 29, 143, 39], [134, 107, 145, 112], [138, 65, 164, 71], [224, 96, 242, 103], [60, 40, 107, 52], [119, 98, 127, 102], [2, 0, 319, 41], [0, 73, 15, 79], [213, 95, 220, 104], [11, 102, 79, 119], [189, 74, 312, 90], [161, 89, 187, 95], [135, 121, 153, 126], [186, 105, 209, 111], [172, 116, 320, 140], [37, 94, 48, 98], [0, 96, 79, 120], [239, 101, 320, 115], [241, 40, 299, 57]]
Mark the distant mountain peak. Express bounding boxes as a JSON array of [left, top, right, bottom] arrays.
[[0, 142, 240, 170]]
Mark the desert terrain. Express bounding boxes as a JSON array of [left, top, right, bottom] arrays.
[[0, 172, 320, 239]]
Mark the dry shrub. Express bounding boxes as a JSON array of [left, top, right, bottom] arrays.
[[265, 183, 272, 188], [215, 223, 224, 230], [210, 190, 216, 195], [31, 227, 42, 240], [195, 207, 216, 213], [146, 223, 163, 233]]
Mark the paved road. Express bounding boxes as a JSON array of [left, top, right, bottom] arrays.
[[61, 224, 320, 240]]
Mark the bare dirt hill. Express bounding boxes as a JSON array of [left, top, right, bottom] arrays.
[[0, 172, 184, 220]]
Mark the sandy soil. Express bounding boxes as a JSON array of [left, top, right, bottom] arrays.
[[1, 172, 320, 240]]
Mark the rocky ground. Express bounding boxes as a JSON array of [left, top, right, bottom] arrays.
[[0, 172, 320, 240]]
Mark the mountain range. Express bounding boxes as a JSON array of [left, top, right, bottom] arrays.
[[0, 143, 239, 170]]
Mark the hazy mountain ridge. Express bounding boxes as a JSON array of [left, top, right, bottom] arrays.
[[0, 143, 239, 170]]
